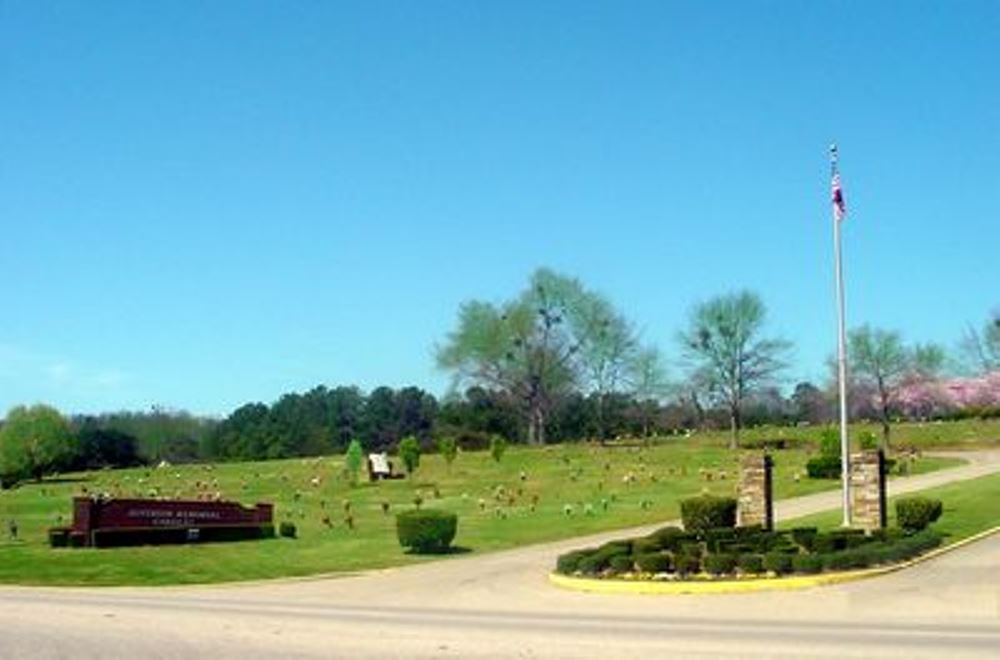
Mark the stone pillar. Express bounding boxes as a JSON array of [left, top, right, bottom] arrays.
[[850, 450, 887, 531], [737, 454, 773, 530]]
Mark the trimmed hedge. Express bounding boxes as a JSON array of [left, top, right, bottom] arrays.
[[609, 555, 634, 573], [674, 552, 701, 576], [896, 497, 943, 531], [681, 495, 737, 537], [396, 509, 457, 553], [646, 526, 692, 551], [556, 549, 594, 574], [635, 552, 672, 573], [805, 455, 842, 479], [763, 552, 793, 575], [792, 554, 823, 574], [738, 553, 764, 574], [704, 553, 738, 576]]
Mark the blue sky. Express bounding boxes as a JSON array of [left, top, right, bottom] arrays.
[[2, 2, 997, 416]]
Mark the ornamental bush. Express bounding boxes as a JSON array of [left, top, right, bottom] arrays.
[[792, 554, 823, 574], [556, 549, 593, 574], [674, 552, 701, 576], [395, 509, 457, 553], [896, 497, 943, 531], [737, 553, 764, 574], [763, 552, 793, 575], [805, 455, 842, 479], [680, 495, 737, 536], [48, 527, 70, 548], [635, 552, 672, 573], [609, 554, 634, 573], [704, 553, 738, 576], [646, 525, 691, 551], [279, 521, 297, 538], [790, 527, 818, 550]]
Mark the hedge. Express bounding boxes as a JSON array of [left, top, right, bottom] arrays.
[[763, 552, 793, 575], [680, 495, 737, 536], [704, 553, 738, 576], [635, 552, 672, 573], [896, 497, 943, 531], [396, 509, 458, 553]]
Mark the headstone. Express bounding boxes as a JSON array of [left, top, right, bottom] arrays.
[[737, 454, 773, 530], [850, 450, 887, 531], [369, 453, 391, 475]]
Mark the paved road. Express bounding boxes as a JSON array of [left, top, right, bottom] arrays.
[[2, 452, 998, 659]]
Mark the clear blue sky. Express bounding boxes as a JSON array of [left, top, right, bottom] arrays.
[[2, 2, 997, 416]]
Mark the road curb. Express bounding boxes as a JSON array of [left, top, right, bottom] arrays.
[[548, 525, 1000, 595]]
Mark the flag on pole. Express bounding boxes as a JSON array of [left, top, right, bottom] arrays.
[[832, 172, 846, 221]]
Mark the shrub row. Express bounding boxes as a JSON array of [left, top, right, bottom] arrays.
[[555, 528, 945, 578]]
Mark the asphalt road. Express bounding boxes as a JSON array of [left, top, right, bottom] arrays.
[[2, 452, 998, 659]]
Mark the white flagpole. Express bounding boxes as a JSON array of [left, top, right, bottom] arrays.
[[831, 143, 851, 527]]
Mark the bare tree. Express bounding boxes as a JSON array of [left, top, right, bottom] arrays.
[[847, 325, 910, 450], [960, 309, 1000, 373], [677, 290, 790, 449]]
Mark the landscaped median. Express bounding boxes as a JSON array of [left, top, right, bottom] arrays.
[[550, 473, 1000, 595]]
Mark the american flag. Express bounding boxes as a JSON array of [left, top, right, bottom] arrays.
[[831, 172, 846, 221]]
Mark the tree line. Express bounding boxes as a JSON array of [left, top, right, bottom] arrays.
[[1, 269, 997, 484]]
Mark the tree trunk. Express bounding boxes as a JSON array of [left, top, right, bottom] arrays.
[[728, 405, 740, 450], [527, 403, 546, 445], [878, 379, 891, 452]]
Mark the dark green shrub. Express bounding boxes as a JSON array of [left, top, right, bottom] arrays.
[[609, 554, 634, 573], [737, 554, 764, 574], [790, 527, 818, 550], [556, 549, 593, 574], [632, 537, 661, 555], [763, 552, 793, 575], [704, 553, 738, 576], [680, 495, 737, 536], [704, 527, 737, 552], [279, 521, 297, 538], [896, 497, 943, 531], [577, 554, 606, 575], [598, 540, 633, 555], [819, 428, 840, 457], [395, 509, 457, 553], [824, 547, 876, 571], [635, 552, 672, 573], [647, 526, 691, 551], [48, 527, 70, 548], [805, 456, 841, 479], [674, 552, 701, 576], [792, 554, 823, 574], [68, 531, 86, 548]]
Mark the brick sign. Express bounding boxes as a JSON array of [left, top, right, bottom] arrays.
[[68, 497, 273, 547]]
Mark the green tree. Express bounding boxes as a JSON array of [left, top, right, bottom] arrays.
[[437, 268, 632, 444], [677, 291, 790, 449], [398, 436, 421, 475], [436, 436, 458, 472], [0, 404, 76, 484], [344, 438, 364, 485], [960, 309, 999, 373], [848, 325, 910, 449], [489, 434, 508, 463], [628, 346, 671, 437]]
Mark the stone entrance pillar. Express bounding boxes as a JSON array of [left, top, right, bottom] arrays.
[[850, 449, 887, 531], [737, 454, 773, 530]]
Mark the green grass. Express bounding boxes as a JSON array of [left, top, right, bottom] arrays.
[[783, 471, 1000, 544], [688, 418, 1000, 450], [0, 427, 982, 586]]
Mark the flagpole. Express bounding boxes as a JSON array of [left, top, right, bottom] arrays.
[[831, 143, 852, 527]]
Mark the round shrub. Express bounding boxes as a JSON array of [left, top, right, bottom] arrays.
[[674, 552, 701, 576], [609, 554, 634, 574], [395, 509, 457, 553], [681, 495, 737, 536], [792, 554, 823, 574], [805, 455, 842, 479], [556, 549, 593, 574], [647, 526, 690, 551], [896, 497, 943, 531], [763, 552, 793, 575], [279, 521, 297, 538], [737, 553, 764, 574], [577, 554, 607, 575], [704, 553, 738, 576], [790, 527, 818, 550], [635, 552, 672, 573]]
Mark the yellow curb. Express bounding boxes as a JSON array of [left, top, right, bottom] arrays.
[[549, 525, 1000, 596]]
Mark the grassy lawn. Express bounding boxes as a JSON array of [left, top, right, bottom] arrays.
[[0, 426, 985, 586], [782, 471, 1000, 544]]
